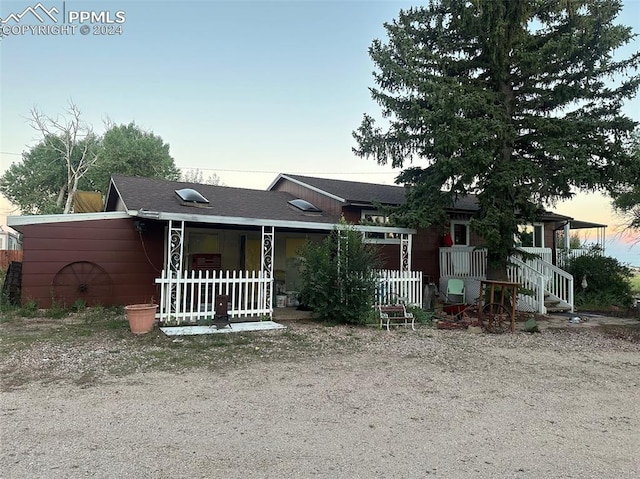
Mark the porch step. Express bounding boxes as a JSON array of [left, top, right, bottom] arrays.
[[545, 304, 572, 313], [544, 296, 572, 312]]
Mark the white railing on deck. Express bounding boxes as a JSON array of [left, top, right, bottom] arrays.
[[155, 270, 272, 325], [513, 256, 574, 312], [374, 269, 423, 306], [556, 248, 599, 268], [439, 247, 486, 279], [508, 257, 546, 314], [440, 246, 574, 313], [518, 247, 552, 264]]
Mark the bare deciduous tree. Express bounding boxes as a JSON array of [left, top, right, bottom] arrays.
[[30, 101, 100, 214], [181, 168, 223, 186]]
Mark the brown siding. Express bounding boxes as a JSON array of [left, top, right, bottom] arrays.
[[341, 206, 362, 224], [376, 244, 399, 269], [272, 179, 345, 217], [20, 218, 164, 308], [411, 226, 441, 283]]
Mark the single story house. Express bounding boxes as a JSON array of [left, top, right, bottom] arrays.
[[8, 175, 418, 322], [269, 174, 606, 312], [8, 174, 605, 320]]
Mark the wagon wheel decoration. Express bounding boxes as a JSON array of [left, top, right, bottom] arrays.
[[481, 302, 512, 334], [51, 261, 113, 307]]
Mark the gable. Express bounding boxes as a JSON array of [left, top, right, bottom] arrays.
[[269, 174, 407, 206]]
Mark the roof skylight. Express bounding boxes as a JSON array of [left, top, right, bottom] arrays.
[[175, 188, 209, 204], [288, 198, 322, 213]]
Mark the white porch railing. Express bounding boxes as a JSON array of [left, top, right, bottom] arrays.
[[508, 257, 546, 313], [519, 247, 552, 264], [440, 247, 574, 313], [155, 270, 272, 325], [556, 248, 598, 268], [439, 247, 486, 279], [520, 256, 574, 312], [374, 269, 423, 306]]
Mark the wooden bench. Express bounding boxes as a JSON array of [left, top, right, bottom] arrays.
[[378, 304, 415, 331]]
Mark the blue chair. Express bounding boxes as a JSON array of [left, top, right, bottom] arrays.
[[446, 279, 466, 303]]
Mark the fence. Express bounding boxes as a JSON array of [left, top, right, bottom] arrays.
[[155, 270, 272, 325], [0, 250, 23, 270], [156, 268, 423, 325], [374, 269, 423, 306]]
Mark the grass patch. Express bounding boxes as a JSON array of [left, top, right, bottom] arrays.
[[629, 273, 640, 295], [0, 307, 373, 389]]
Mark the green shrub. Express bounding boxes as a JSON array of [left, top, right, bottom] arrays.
[[299, 220, 382, 325], [19, 299, 39, 317], [72, 299, 87, 312], [407, 306, 434, 325], [565, 253, 634, 309], [46, 301, 69, 319]]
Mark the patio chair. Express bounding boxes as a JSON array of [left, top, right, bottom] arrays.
[[446, 278, 466, 304]]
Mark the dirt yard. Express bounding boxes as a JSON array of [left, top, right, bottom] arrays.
[[1, 313, 639, 478]]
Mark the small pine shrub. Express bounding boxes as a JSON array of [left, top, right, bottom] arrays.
[[299, 221, 382, 325]]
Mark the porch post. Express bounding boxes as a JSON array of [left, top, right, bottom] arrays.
[[166, 220, 185, 318], [564, 222, 570, 250], [261, 225, 274, 316], [400, 233, 412, 272], [167, 220, 185, 273]]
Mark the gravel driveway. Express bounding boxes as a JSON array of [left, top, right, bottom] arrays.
[[1, 320, 639, 478]]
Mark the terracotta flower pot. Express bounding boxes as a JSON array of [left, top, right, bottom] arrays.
[[125, 304, 158, 334]]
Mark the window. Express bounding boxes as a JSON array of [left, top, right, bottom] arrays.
[[451, 222, 469, 246], [361, 211, 399, 243], [516, 224, 544, 248]]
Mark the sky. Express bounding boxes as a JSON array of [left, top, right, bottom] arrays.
[[0, 0, 639, 265]]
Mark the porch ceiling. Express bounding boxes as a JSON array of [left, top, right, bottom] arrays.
[[569, 220, 607, 229], [135, 210, 416, 234]]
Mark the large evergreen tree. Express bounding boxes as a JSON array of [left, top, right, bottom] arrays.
[[354, 0, 639, 277]]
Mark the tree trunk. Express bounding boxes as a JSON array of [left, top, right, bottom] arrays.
[[486, 252, 509, 281], [63, 175, 80, 214], [55, 186, 66, 209]]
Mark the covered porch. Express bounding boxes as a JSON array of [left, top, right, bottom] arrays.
[[144, 214, 421, 325], [555, 220, 607, 267]]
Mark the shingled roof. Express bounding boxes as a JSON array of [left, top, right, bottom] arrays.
[[106, 174, 571, 226], [105, 175, 339, 225], [268, 174, 574, 221], [271, 174, 407, 205], [271, 173, 482, 211]]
